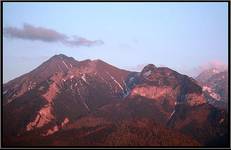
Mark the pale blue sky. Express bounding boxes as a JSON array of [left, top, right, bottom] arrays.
[[3, 2, 228, 83]]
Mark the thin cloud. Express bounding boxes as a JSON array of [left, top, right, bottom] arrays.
[[198, 60, 228, 71], [4, 23, 104, 47], [179, 60, 228, 78], [64, 36, 104, 47], [125, 64, 148, 72]]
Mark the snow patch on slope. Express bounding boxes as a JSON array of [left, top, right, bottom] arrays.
[[57, 65, 62, 72], [168, 110, 175, 120], [77, 88, 90, 111], [106, 72, 124, 91], [62, 60, 69, 69], [203, 86, 221, 101], [81, 74, 89, 84], [143, 70, 152, 77]]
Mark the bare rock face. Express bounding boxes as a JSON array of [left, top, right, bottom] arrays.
[[3, 54, 130, 137], [185, 93, 207, 106], [26, 104, 55, 131], [130, 86, 176, 100], [129, 64, 205, 109]]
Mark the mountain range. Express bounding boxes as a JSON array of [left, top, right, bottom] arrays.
[[2, 54, 229, 147]]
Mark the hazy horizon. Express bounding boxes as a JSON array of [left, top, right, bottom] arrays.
[[3, 2, 228, 83]]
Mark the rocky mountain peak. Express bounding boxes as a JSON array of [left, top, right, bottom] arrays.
[[48, 53, 76, 63], [140, 64, 157, 78], [142, 64, 157, 72]]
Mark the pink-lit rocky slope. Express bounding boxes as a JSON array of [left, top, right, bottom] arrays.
[[3, 54, 228, 147]]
